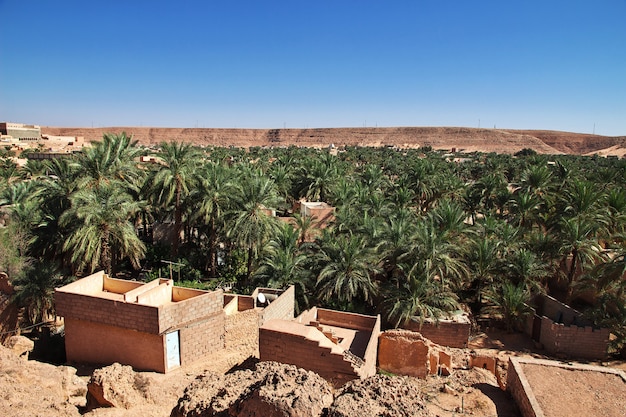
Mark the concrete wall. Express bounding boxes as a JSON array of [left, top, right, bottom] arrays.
[[404, 318, 471, 348], [64, 318, 166, 372]]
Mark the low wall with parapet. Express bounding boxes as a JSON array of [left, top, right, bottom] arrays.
[[525, 294, 609, 360]]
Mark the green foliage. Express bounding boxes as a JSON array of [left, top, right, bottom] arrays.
[[3, 135, 626, 351]]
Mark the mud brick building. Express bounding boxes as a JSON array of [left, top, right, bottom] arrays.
[[55, 271, 224, 373], [259, 307, 380, 387]]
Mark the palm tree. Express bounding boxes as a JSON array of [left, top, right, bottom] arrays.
[[465, 236, 500, 305], [254, 223, 312, 312], [556, 217, 605, 299], [576, 253, 626, 356], [483, 281, 532, 332], [60, 183, 146, 275], [315, 233, 379, 310], [30, 158, 81, 269], [151, 142, 202, 256], [295, 153, 339, 202], [12, 262, 71, 326], [191, 162, 235, 275], [228, 174, 282, 281], [382, 271, 460, 328], [76, 132, 143, 190], [504, 248, 548, 292]]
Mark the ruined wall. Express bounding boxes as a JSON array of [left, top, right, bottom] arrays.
[[404, 319, 470, 348], [64, 318, 166, 372], [378, 330, 451, 378]]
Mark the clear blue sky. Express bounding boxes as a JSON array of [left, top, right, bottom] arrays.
[[1, 1, 625, 135]]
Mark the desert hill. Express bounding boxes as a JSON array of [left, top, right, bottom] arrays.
[[43, 126, 626, 155]]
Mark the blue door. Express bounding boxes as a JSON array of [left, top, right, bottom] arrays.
[[166, 331, 180, 370]]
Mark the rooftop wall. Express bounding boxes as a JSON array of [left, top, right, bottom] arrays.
[[256, 286, 295, 325], [315, 308, 378, 331], [55, 272, 224, 335]]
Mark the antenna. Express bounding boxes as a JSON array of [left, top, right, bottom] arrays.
[[161, 260, 185, 281]]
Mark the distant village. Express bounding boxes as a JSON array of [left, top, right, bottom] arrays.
[[0, 122, 86, 161]]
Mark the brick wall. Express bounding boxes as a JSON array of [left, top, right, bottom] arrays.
[[158, 289, 223, 333], [538, 317, 609, 360], [259, 325, 360, 387], [258, 285, 295, 325], [64, 318, 166, 372], [506, 358, 539, 417], [525, 295, 610, 360], [404, 319, 470, 348], [179, 312, 225, 366], [55, 291, 160, 334]]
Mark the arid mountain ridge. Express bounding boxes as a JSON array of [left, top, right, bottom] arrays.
[[43, 126, 626, 155]]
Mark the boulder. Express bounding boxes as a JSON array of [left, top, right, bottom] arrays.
[[86, 363, 153, 410], [6, 335, 34, 358]]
